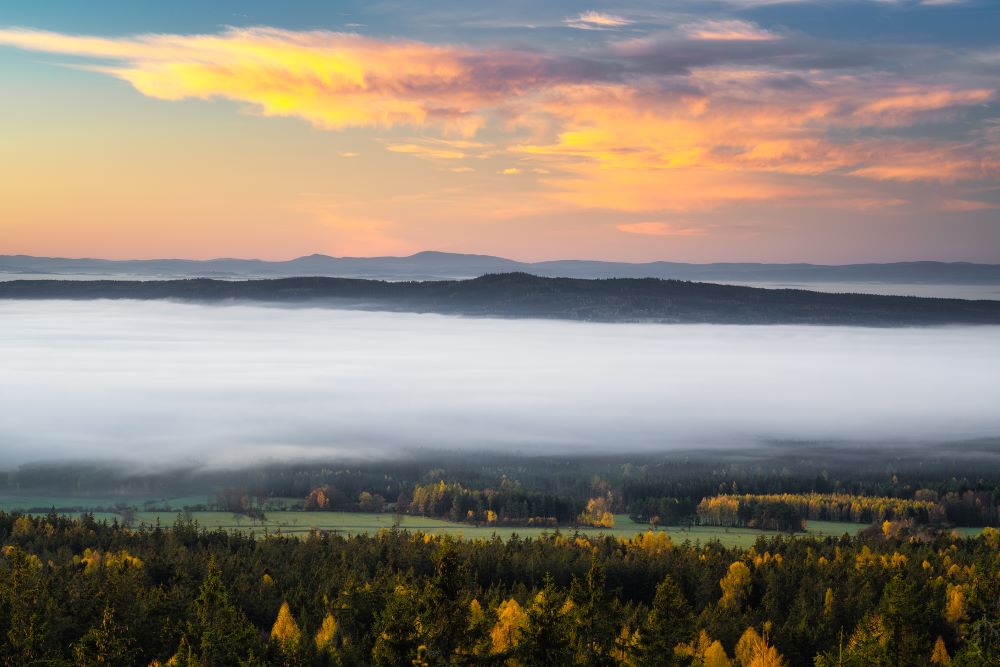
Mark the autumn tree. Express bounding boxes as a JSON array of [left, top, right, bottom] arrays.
[[735, 625, 787, 667], [930, 636, 951, 666], [491, 597, 528, 656], [578, 497, 615, 528], [270, 601, 303, 659], [676, 630, 733, 667], [314, 612, 338, 655], [719, 561, 752, 611]]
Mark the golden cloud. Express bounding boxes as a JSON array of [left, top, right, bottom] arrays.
[[1, 26, 996, 217], [0, 27, 547, 136]]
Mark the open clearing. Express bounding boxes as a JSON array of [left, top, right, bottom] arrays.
[[8, 506, 863, 548]]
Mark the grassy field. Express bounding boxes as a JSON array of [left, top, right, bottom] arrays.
[[0, 494, 214, 512], [3, 496, 987, 547], [109, 511, 863, 547]]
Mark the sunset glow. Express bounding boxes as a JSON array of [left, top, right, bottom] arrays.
[[0, 1, 997, 262]]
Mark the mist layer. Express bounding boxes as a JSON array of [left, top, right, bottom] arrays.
[[1, 301, 997, 466]]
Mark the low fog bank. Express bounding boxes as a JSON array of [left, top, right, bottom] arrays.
[[1, 300, 998, 467]]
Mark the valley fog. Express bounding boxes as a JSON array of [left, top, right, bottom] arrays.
[[1, 300, 998, 466]]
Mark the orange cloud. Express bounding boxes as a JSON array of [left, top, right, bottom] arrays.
[[616, 222, 706, 236], [512, 78, 999, 211], [847, 141, 1000, 183]]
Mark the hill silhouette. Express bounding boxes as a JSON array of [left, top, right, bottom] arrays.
[[2, 273, 999, 326]]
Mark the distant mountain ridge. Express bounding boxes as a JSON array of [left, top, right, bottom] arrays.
[[2, 273, 999, 326], [3, 251, 1000, 284]]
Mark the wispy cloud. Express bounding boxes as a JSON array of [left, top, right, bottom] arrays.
[[938, 198, 1000, 211], [565, 11, 634, 30], [387, 143, 467, 160], [616, 222, 707, 236], [684, 19, 777, 42]]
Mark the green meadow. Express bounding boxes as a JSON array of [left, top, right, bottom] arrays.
[[5, 496, 989, 548]]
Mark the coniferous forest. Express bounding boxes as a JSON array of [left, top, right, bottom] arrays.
[[2, 451, 999, 666]]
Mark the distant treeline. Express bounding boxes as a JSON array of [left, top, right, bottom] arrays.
[[695, 493, 949, 532], [1, 511, 999, 665], [3, 273, 1000, 324]]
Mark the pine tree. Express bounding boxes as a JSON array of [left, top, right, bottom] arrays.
[[72, 606, 137, 667], [186, 557, 263, 666], [881, 574, 930, 667], [569, 560, 616, 666], [517, 576, 572, 666], [371, 584, 422, 667], [635, 575, 695, 666], [0, 547, 53, 665], [419, 542, 469, 662]]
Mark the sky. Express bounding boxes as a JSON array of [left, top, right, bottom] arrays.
[[3, 301, 998, 466], [0, 0, 998, 263]]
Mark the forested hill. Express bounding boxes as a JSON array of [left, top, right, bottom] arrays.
[[2, 273, 1000, 325]]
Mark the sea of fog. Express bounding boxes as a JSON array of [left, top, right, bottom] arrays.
[[1, 300, 998, 466]]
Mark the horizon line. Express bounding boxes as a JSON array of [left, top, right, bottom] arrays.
[[2, 251, 998, 268]]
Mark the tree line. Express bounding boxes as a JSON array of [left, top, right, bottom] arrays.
[[695, 493, 951, 533], [5, 453, 1000, 528]]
